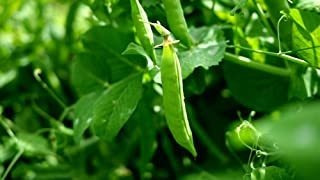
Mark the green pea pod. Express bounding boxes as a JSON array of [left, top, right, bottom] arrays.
[[161, 41, 197, 157], [130, 0, 157, 62], [162, 0, 194, 47]]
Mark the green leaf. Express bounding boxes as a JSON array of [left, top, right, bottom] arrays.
[[72, 26, 147, 96], [289, 9, 320, 67], [73, 91, 102, 143], [122, 42, 153, 69], [296, 0, 320, 13], [71, 53, 109, 96], [223, 60, 290, 111], [17, 133, 51, 156], [257, 102, 320, 179], [82, 26, 132, 56], [93, 74, 143, 140], [179, 26, 226, 79], [72, 26, 145, 96], [288, 65, 319, 99]]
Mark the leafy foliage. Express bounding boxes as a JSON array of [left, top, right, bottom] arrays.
[[1, 0, 320, 179]]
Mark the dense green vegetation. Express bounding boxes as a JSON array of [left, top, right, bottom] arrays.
[[1, 0, 320, 179]]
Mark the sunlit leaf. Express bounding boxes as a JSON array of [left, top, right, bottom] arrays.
[[93, 74, 143, 140]]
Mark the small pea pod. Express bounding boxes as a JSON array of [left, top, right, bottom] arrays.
[[162, 0, 194, 47], [130, 0, 157, 62], [161, 40, 197, 157]]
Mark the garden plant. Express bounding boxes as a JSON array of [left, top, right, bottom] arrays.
[[1, 0, 320, 179]]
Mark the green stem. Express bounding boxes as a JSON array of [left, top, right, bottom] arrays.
[[224, 52, 291, 77], [58, 105, 74, 122], [0, 118, 19, 143], [277, 14, 287, 53], [0, 118, 24, 180], [32, 102, 73, 136], [1, 149, 24, 180], [33, 69, 67, 109], [228, 45, 310, 67], [65, 0, 81, 46]]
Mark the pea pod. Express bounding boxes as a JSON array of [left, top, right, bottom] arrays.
[[162, 0, 194, 47], [130, 0, 157, 62], [161, 40, 197, 156]]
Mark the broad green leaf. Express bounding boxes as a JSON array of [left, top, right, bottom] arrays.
[[122, 43, 150, 59], [72, 26, 146, 96], [93, 74, 143, 140], [288, 65, 319, 99], [71, 53, 109, 96], [122, 42, 153, 69], [296, 0, 320, 13], [289, 9, 320, 66], [73, 91, 102, 143], [257, 102, 320, 179], [82, 26, 132, 56], [17, 133, 51, 156], [179, 26, 226, 79], [223, 61, 290, 111]]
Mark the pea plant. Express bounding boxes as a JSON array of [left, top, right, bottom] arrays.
[[1, 0, 320, 179]]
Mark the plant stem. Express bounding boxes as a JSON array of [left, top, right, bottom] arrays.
[[33, 69, 67, 109], [1, 149, 24, 180], [65, 0, 80, 46], [223, 52, 291, 77], [58, 105, 74, 122], [32, 102, 73, 136], [227, 45, 310, 67], [277, 14, 287, 53]]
